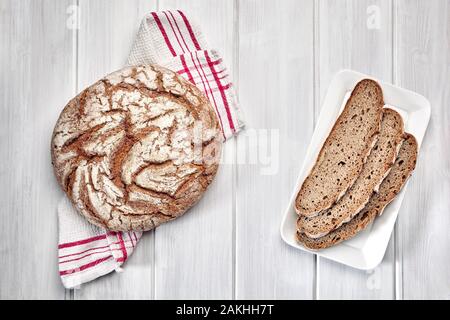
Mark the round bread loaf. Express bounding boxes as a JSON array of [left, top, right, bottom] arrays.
[[51, 65, 222, 231]]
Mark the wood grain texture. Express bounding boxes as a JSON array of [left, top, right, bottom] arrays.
[[236, 0, 315, 299], [316, 0, 395, 299], [73, 0, 157, 300], [395, 0, 450, 300], [0, 0, 74, 299], [154, 0, 235, 299]]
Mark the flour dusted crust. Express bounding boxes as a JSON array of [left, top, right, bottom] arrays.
[[51, 65, 222, 231]]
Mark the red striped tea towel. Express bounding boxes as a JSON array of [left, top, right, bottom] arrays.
[[58, 10, 244, 289]]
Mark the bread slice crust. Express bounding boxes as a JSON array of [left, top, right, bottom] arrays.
[[295, 79, 384, 217], [298, 108, 405, 238], [297, 133, 418, 249]]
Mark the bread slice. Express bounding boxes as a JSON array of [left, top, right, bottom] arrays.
[[295, 79, 384, 217], [297, 133, 418, 249], [297, 109, 404, 238]]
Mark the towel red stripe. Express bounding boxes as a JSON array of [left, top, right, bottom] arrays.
[[188, 53, 211, 103], [58, 238, 134, 259], [59, 256, 113, 276], [180, 55, 195, 84], [117, 232, 128, 261], [191, 52, 226, 139], [59, 244, 135, 265], [178, 65, 225, 78], [129, 232, 135, 249], [60, 250, 112, 265], [151, 12, 176, 56], [59, 244, 110, 259], [169, 10, 191, 52], [205, 50, 235, 132], [177, 58, 222, 75], [178, 10, 201, 50], [58, 234, 107, 249], [162, 11, 185, 53]]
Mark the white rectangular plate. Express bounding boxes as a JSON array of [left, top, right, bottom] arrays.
[[280, 69, 431, 270]]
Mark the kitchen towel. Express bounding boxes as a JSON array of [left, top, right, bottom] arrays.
[[58, 9, 243, 289]]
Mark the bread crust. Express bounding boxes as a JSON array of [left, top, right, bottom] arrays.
[[298, 108, 405, 238], [51, 65, 223, 231], [297, 133, 418, 249], [295, 79, 384, 217]]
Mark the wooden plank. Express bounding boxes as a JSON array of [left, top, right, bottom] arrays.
[[395, 0, 450, 300], [0, 0, 74, 299], [73, 0, 157, 300], [316, 0, 395, 299], [236, 0, 315, 299], [154, 0, 235, 299]]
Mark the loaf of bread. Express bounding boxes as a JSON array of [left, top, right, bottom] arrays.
[[295, 79, 384, 217], [297, 133, 418, 249], [51, 65, 222, 231], [298, 108, 404, 238]]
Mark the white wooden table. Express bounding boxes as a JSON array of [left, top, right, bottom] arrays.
[[1, 0, 449, 300]]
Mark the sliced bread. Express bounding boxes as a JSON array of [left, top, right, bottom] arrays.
[[297, 108, 404, 238], [297, 133, 418, 249], [295, 79, 384, 217]]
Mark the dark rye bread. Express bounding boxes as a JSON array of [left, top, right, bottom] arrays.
[[297, 109, 404, 238], [297, 133, 418, 249], [51, 65, 222, 231], [295, 79, 384, 217]]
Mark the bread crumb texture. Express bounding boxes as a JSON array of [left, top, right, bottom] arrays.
[[298, 108, 404, 238], [297, 133, 417, 249], [295, 79, 384, 217]]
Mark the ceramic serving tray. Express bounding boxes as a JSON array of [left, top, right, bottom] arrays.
[[280, 69, 431, 270]]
